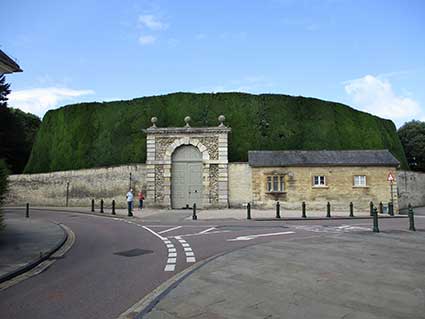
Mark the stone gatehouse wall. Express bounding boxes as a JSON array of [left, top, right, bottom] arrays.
[[6, 164, 423, 212], [6, 165, 147, 208], [397, 170, 425, 209], [5, 163, 243, 208]]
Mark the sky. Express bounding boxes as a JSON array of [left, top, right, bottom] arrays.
[[1, 0, 424, 126]]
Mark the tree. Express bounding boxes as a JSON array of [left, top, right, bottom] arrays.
[[0, 75, 41, 173], [398, 120, 425, 172], [0, 159, 9, 230], [0, 75, 11, 108]]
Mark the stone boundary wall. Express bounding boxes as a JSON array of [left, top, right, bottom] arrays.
[[6, 164, 147, 208], [228, 163, 252, 207], [397, 170, 425, 209], [7, 165, 422, 211]]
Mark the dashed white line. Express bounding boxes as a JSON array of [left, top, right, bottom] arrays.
[[164, 264, 175, 272], [176, 238, 196, 263], [141, 226, 177, 272]]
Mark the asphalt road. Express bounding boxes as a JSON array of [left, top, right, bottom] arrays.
[[0, 209, 417, 319]]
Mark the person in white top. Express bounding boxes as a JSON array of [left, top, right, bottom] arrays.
[[126, 188, 134, 217]]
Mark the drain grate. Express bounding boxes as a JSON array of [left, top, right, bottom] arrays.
[[114, 248, 154, 257]]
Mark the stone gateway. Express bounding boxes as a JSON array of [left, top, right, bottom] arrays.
[[143, 116, 231, 209]]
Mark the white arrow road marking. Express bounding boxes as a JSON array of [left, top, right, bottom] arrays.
[[158, 226, 182, 234], [227, 231, 295, 241]]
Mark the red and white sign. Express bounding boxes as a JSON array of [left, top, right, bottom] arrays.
[[387, 172, 395, 182]]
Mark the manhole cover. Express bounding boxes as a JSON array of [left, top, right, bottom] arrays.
[[114, 248, 154, 257]]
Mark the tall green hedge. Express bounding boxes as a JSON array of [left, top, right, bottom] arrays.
[[25, 92, 408, 173]]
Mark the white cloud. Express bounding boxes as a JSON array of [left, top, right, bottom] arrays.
[[344, 75, 422, 122], [8, 87, 95, 117], [138, 14, 167, 31], [138, 35, 156, 45]]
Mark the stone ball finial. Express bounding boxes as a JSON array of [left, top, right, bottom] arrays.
[[218, 114, 226, 127], [184, 116, 191, 127], [151, 116, 158, 128]]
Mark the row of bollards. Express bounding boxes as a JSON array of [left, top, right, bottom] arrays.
[[244, 201, 418, 232], [90, 199, 128, 216]]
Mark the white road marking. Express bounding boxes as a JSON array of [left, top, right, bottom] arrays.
[[168, 252, 177, 257], [174, 237, 197, 264], [139, 226, 177, 272], [173, 230, 231, 238], [158, 226, 182, 234], [199, 227, 216, 234], [164, 264, 175, 272], [227, 231, 295, 241], [142, 226, 166, 240], [293, 225, 370, 233], [186, 257, 196, 263]]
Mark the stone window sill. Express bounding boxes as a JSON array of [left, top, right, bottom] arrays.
[[312, 185, 329, 189], [265, 191, 287, 195], [353, 186, 369, 188]]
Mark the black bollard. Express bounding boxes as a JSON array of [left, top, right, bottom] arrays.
[[372, 207, 379, 233], [26, 203, 29, 218], [369, 201, 373, 216], [326, 202, 331, 218], [112, 200, 116, 215], [91, 199, 95, 212], [247, 203, 251, 220], [379, 202, 383, 214], [349, 202, 354, 217], [100, 199, 104, 213], [128, 201, 133, 217], [408, 204, 416, 231], [192, 203, 197, 220], [302, 201, 306, 218], [388, 202, 394, 216], [276, 201, 281, 219]]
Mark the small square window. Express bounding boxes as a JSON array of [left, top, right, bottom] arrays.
[[354, 175, 367, 187], [313, 175, 326, 186]]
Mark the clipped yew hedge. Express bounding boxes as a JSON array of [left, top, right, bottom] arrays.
[[25, 92, 408, 173]]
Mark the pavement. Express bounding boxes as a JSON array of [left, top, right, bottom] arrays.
[[1, 207, 423, 319], [5, 205, 404, 222], [142, 227, 425, 319], [0, 213, 66, 283]]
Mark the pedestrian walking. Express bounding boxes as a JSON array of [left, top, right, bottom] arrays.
[[138, 190, 145, 210], [126, 188, 134, 216]]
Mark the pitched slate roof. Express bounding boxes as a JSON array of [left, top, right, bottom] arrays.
[[248, 150, 400, 167]]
